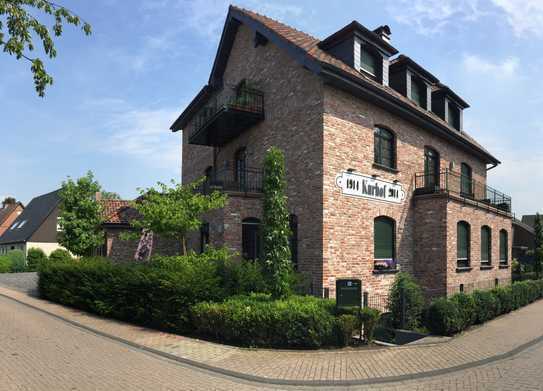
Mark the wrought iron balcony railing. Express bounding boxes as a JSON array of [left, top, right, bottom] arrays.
[[199, 167, 263, 194], [189, 87, 264, 146], [414, 169, 512, 213]]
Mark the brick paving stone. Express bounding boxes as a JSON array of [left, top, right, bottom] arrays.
[[2, 282, 543, 389]]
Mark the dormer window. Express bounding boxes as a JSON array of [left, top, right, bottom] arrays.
[[447, 103, 460, 130], [361, 46, 378, 76], [410, 77, 423, 107]]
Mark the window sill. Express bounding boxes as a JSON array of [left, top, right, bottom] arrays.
[[372, 163, 399, 174], [480, 265, 493, 270], [456, 266, 473, 273], [499, 264, 509, 269], [372, 269, 399, 275]]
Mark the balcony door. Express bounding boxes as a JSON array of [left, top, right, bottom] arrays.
[[461, 163, 473, 197], [234, 147, 247, 191], [424, 147, 440, 190]]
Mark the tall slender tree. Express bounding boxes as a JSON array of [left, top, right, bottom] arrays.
[[262, 147, 292, 298]]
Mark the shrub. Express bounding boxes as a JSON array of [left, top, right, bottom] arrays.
[[26, 248, 48, 271], [0, 256, 11, 273], [449, 293, 476, 330], [472, 290, 499, 324], [425, 298, 461, 336], [6, 250, 26, 272], [491, 286, 512, 315], [48, 249, 73, 263], [388, 272, 425, 330], [360, 307, 380, 343], [191, 294, 337, 348], [335, 314, 359, 347], [218, 259, 268, 296], [39, 255, 226, 333]]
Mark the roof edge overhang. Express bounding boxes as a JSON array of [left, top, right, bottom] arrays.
[[320, 63, 499, 165], [433, 83, 470, 109], [389, 55, 439, 84]]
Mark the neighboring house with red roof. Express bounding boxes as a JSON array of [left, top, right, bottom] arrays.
[[174, 6, 513, 299], [98, 198, 179, 262], [0, 200, 24, 237]]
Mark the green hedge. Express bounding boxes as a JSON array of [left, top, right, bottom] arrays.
[[388, 272, 425, 330], [0, 256, 10, 273], [27, 248, 47, 271], [426, 280, 543, 335], [39, 256, 226, 333]]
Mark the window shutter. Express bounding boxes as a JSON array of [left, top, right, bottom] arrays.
[[374, 218, 394, 259]]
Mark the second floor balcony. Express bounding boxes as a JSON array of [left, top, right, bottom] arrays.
[[414, 169, 512, 213], [198, 167, 263, 195], [189, 86, 264, 146]]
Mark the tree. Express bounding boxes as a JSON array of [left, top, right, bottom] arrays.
[[101, 191, 121, 200], [127, 179, 226, 256], [534, 213, 543, 279], [262, 147, 292, 298], [58, 171, 103, 257], [0, 0, 91, 96]]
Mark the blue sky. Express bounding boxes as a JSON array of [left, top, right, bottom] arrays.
[[1, 0, 541, 216]]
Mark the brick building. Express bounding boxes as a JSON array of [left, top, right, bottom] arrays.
[[172, 6, 513, 298]]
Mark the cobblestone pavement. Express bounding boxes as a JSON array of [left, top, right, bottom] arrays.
[[2, 281, 543, 385], [2, 292, 543, 390], [0, 272, 38, 295]]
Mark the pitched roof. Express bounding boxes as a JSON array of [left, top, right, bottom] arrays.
[[0, 202, 23, 227], [171, 5, 499, 165], [100, 199, 137, 225], [521, 215, 543, 228], [0, 190, 60, 244], [389, 55, 440, 84]]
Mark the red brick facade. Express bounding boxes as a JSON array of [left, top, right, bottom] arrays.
[[178, 9, 512, 298]]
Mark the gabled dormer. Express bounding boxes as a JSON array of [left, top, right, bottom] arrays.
[[389, 55, 439, 111], [431, 84, 470, 131], [318, 22, 399, 86]]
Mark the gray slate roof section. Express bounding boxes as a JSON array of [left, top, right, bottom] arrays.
[[0, 190, 60, 244]]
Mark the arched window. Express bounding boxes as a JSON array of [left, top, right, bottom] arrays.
[[460, 163, 473, 197], [360, 45, 379, 76], [289, 214, 298, 269], [424, 147, 440, 189], [234, 147, 247, 191], [374, 216, 396, 270], [457, 221, 471, 268], [200, 223, 210, 253], [499, 230, 508, 265], [374, 127, 396, 169], [242, 217, 261, 260], [481, 226, 492, 266]]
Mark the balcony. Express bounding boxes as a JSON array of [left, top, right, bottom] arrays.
[[199, 167, 263, 194], [189, 87, 264, 146], [414, 169, 512, 213]]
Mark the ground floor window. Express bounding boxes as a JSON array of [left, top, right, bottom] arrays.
[[481, 226, 491, 266], [242, 217, 261, 260], [500, 229, 508, 265], [374, 216, 396, 270], [200, 223, 210, 253], [457, 221, 470, 268], [289, 214, 298, 269]]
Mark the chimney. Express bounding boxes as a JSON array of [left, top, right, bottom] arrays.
[[373, 25, 391, 43], [94, 192, 102, 201]]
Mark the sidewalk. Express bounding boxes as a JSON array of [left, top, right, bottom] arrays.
[[1, 284, 542, 387]]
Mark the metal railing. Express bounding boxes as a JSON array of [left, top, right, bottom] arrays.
[[191, 87, 264, 139], [414, 169, 512, 213], [199, 167, 263, 194]]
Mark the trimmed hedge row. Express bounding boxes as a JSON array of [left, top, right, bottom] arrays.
[[425, 280, 543, 335], [38, 256, 382, 348]]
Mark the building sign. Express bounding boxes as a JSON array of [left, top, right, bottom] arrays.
[[335, 171, 406, 204], [336, 279, 362, 308]]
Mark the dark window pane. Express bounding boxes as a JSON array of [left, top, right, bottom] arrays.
[[374, 127, 395, 168], [461, 163, 473, 196], [242, 218, 261, 260], [481, 226, 491, 263], [374, 217, 394, 259], [500, 230, 508, 263], [200, 223, 210, 253], [411, 78, 423, 106], [289, 215, 298, 269], [361, 47, 377, 75], [457, 222, 470, 264]]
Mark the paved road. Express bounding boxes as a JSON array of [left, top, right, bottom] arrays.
[[1, 293, 543, 390]]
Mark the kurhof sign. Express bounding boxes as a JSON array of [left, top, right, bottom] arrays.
[[336, 171, 406, 204]]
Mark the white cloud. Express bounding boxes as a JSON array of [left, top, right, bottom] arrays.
[[491, 0, 543, 38], [385, 0, 484, 35], [462, 54, 519, 78], [100, 106, 182, 170]]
